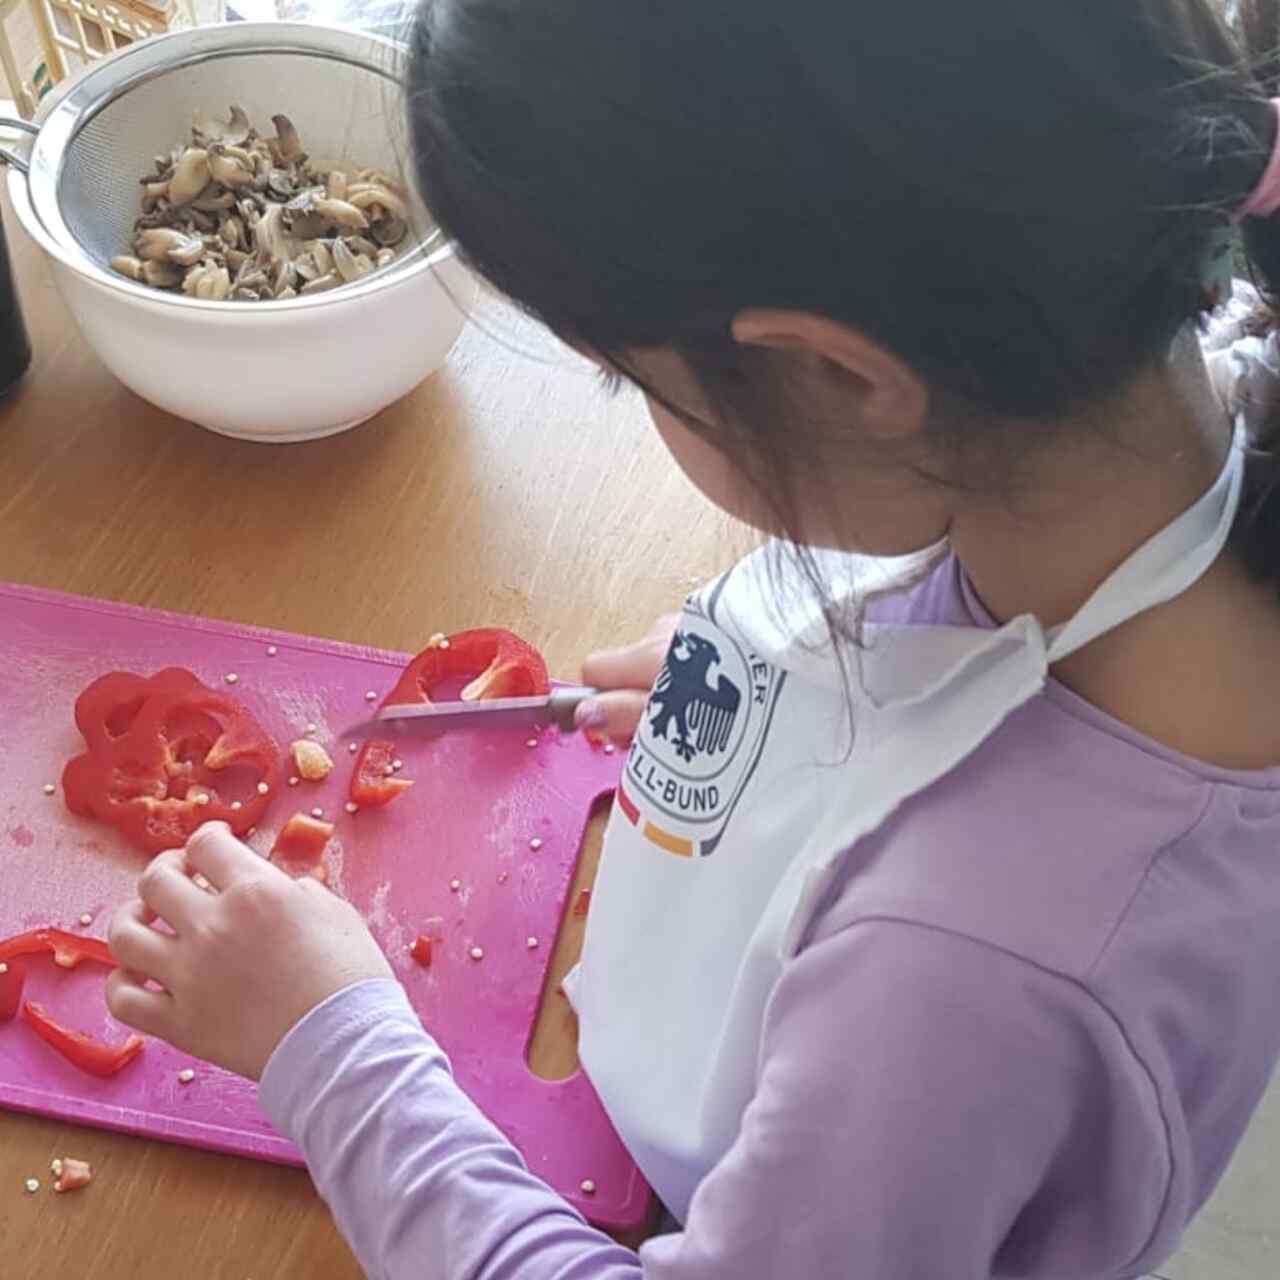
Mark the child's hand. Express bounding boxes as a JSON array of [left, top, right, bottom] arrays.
[[578, 613, 679, 742], [106, 821, 393, 1081]]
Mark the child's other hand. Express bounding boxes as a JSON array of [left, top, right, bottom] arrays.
[[578, 613, 679, 742], [106, 821, 393, 1081]]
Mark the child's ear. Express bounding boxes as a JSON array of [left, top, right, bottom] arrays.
[[731, 309, 928, 442]]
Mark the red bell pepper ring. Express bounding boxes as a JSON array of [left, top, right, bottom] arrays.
[[0, 928, 116, 971], [385, 629, 549, 706], [409, 935, 433, 967], [271, 813, 334, 864], [351, 629, 550, 809], [0, 958, 25, 1021], [63, 668, 281, 856], [21, 1001, 145, 1078], [350, 740, 415, 810]]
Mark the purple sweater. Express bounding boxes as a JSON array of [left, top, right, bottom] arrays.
[[259, 559, 1280, 1278]]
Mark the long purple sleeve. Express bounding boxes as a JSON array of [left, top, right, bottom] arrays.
[[259, 919, 1165, 1279]]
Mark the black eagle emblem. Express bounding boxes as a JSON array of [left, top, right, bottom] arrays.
[[649, 631, 742, 763]]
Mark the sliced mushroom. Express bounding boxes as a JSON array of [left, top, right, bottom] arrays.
[[141, 180, 170, 212], [233, 287, 261, 302], [371, 217, 407, 248], [275, 285, 297, 300], [345, 234, 378, 257], [220, 215, 245, 250], [167, 235, 207, 267], [191, 188, 236, 212], [331, 237, 363, 284], [142, 260, 183, 288], [326, 170, 348, 201], [225, 248, 249, 273], [135, 227, 192, 262], [293, 251, 321, 282], [310, 197, 368, 231], [348, 186, 408, 222], [375, 247, 396, 270], [253, 204, 290, 268], [110, 255, 145, 281], [208, 143, 256, 189], [270, 113, 303, 163], [311, 239, 334, 276], [193, 104, 251, 148], [300, 272, 340, 295], [355, 168, 408, 195], [267, 168, 297, 201], [169, 148, 210, 206]]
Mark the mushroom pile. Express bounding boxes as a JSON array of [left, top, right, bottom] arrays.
[[110, 105, 410, 302]]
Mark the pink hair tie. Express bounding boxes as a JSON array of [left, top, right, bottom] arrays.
[[1240, 98, 1280, 219]]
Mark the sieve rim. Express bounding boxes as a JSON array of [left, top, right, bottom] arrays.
[[7, 22, 460, 314]]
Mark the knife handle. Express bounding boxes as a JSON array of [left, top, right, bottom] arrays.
[[549, 685, 599, 732]]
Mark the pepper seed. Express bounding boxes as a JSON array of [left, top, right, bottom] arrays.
[[256, 782, 270, 795], [78, 913, 92, 927], [526, 936, 539, 949], [193, 793, 210, 806], [580, 1179, 596, 1195], [24, 1178, 38, 1194], [267, 645, 278, 657], [224, 672, 239, 685], [344, 802, 358, 815], [529, 837, 543, 851], [392, 759, 403, 771], [364, 690, 377, 702], [348, 742, 359, 754], [230, 800, 242, 811], [469, 946, 484, 961], [177, 1068, 195, 1084], [525, 738, 538, 749], [50, 1159, 62, 1177], [0, 963, 7, 976], [311, 808, 323, 819], [449, 878, 461, 892], [603, 743, 616, 755], [288, 776, 300, 787], [42, 783, 55, 795]]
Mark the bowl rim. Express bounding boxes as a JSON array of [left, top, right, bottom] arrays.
[[6, 21, 461, 314]]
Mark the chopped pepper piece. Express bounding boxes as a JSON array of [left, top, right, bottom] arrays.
[[350, 740, 415, 810], [21, 1002, 145, 1077], [0, 959, 24, 1021], [0, 928, 115, 971], [271, 813, 334, 864], [572, 889, 592, 917], [291, 739, 334, 781], [409, 935, 433, 967], [53, 1157, 93, 1193], [63, 668, 281, 855]]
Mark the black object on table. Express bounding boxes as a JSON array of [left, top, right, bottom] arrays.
[[0, 200, 31, 396]]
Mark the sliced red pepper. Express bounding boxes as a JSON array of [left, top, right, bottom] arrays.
[[0, 958, 25, 1021], [385, 628, 549, 706], [21, 1001, 145, 1078], [349, 740, 415, 810], [409, 935, 433, 967], [63, 668, 281, 856], [271, 813, 334, 864], [0, 928, 116, 971], [572, 889, 592, 917]]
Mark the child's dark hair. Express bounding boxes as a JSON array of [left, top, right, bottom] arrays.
[[406, 0, 1280, 596]]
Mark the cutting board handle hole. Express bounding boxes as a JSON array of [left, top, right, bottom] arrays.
[[525, 790, 612, 1081]]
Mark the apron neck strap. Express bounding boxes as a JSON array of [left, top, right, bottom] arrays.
[[1045, 423, 1245, 665]]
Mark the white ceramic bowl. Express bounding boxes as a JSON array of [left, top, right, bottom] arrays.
[[5, 23, 474, 443]]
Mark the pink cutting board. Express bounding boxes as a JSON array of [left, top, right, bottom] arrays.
[[0, 583, 650, 1229]]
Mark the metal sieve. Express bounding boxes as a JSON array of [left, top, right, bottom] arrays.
[[0, 22, 441, 307]]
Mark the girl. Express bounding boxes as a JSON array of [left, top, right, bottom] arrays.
[[106, 1, 1280, 1275]]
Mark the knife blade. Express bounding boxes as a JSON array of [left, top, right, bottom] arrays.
[[341, 685, 598, 738]]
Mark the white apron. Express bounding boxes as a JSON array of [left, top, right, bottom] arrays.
[[568, 422, 1246, 1223]]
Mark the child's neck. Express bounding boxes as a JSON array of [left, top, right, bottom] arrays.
[[952, 330, 1280, 770]]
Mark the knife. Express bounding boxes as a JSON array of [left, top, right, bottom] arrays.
[[342, 685, 599, 738]]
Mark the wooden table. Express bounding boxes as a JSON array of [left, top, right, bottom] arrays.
[[0, 196, 733, 1278]]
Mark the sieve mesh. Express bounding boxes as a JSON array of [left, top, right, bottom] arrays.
[[49, 46, 437, 273]]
